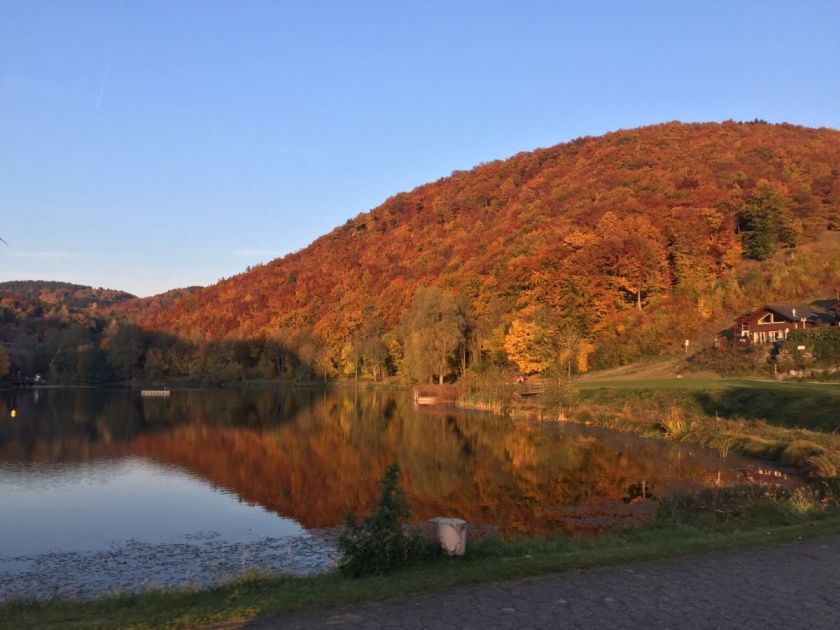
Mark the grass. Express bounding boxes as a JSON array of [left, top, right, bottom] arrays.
[[570, 379, 840, 477], [577, 378, 840, 431], [5, 510, 840, 630], [458, 376, 840, 477]]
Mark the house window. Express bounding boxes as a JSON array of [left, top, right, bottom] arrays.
[[758, 312, 782, 325]]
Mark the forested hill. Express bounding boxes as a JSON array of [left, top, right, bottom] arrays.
[[111, 286, 203, 320], [0, 281, 135, 310], [141, 121, 840, 378]]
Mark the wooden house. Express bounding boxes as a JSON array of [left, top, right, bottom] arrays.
[[734, 304, 835, 344]]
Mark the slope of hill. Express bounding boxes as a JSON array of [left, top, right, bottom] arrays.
[[138, 121, 840, 379], [111, 286, 203, 320]]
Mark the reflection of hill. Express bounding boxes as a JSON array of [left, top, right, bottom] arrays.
[[2, 387, 764, 537], [130, 392, 749, 536], [0, 390, 138, 462], [0, 387, 314, 463]]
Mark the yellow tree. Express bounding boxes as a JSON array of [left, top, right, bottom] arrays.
[[504, 319, 552, 375]]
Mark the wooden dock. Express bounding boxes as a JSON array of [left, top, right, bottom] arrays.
[[413, 385, 457, 407]]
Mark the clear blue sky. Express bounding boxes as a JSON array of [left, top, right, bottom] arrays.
[[2, 1, 839, 296]]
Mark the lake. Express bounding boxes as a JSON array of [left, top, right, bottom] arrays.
[[0, 386, 784, 599]]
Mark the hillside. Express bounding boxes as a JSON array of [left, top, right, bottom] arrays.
[[111, 286, 203, 320], [136, 121, 840, 380], [0, 281, 135, 311], [0, 281, 140, 382]]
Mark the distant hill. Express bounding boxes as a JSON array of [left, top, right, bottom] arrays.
[[138, 121, 840, 378], [0, 281, 202, 383], [0, 281, 135, 310]]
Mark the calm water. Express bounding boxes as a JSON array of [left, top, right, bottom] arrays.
[[0, 387, 780, 560]]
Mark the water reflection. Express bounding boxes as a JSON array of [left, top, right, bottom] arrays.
[[1, 387, 779, 540], [0, 458, 304, 556]]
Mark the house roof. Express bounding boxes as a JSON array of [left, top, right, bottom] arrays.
[[764, 303, 835, 324]]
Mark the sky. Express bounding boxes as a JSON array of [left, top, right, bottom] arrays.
[[2, 1, 839, 297]]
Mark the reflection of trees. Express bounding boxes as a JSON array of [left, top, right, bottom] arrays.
[[132, 392, 746, 536], [1, 388, 749, 537]]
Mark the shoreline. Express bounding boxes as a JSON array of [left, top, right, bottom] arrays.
[[0, 533, 336, 603]]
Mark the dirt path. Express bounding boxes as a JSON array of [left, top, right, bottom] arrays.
[[241, 536, 840, 629]]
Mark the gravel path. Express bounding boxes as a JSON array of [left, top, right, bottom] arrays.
[[243, 536, 840, 629]]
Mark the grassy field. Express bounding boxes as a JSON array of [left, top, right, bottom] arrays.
[[5, 512, 840, 630], [578, 378, 840, 431]]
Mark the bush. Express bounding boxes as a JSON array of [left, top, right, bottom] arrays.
[[539, 378, 579, 417], [686, 342, 770, 376], [658, 407, 692, 438], [457, 368, 515, 414], [787, 327, 840, 367], [338, 463, 438, 577]]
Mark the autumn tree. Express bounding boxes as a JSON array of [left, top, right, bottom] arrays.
[[402, 286, 465, 384], [662, 207, 741, 295], [569, 213, 671, 313], [504, 319, 552, 375], [607, 217, 671, 310]]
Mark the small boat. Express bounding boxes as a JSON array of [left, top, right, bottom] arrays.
[[140, 388, 170, 397]]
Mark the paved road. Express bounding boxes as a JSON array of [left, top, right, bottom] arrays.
[[242, 536, 840, 629]]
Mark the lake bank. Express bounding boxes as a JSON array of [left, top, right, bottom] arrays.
[[6, 513, 840, 630], [455, 376, 840, 479]]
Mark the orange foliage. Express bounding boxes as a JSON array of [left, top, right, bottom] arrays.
[[137, 122, 840, 370]]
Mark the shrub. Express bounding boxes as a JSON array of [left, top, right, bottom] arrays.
[[658, 407, 691, 438], [539, 378, 579, 418], [655, 485, 808, 529], [338, 463, 438, 577], [457, 368, 515, 414], [686, 342, 770, 376], [787, 327, 840, 367]]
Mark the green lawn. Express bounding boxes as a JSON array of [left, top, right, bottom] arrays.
[[578, 378, 840, 431]]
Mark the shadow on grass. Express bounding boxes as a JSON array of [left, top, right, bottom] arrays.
[[692, 385, 840, 431]]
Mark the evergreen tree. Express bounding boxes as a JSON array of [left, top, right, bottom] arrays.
[[739, 181, 800, 260]]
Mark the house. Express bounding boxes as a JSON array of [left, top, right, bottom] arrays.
[[830, 300, 840, 322], [734, 304, 836, 344], [831, 285, 840, 322]]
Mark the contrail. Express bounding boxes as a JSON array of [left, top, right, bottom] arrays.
[[0, 237, 8, 246], [96, 61, 112, 110]]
